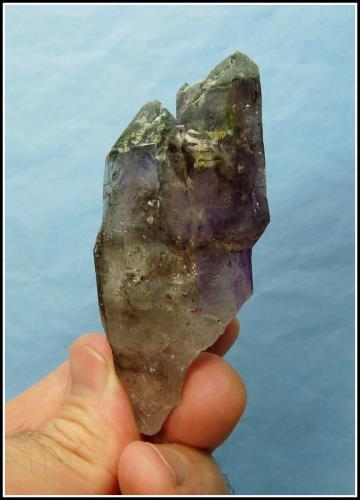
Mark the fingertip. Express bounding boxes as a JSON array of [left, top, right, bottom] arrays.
[[119, 443, 228, 495], [118, 441, 177, 495]]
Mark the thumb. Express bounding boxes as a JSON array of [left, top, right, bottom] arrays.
[[118, 441, 228, 495], [6, 334, 139, 495]]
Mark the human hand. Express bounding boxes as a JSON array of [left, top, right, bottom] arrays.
[[5, 319, 246, 495]]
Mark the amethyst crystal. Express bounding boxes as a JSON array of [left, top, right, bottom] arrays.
[[94, 51, 269, 435]]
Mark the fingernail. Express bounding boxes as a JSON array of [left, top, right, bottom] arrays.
[[69, 343, 109, 396], [148, 444, 188, 486]]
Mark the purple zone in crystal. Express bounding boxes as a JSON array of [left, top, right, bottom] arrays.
[[158, 159, 263, 249], [196, 248, 253, 311]]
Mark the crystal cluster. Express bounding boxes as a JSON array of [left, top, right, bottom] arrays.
[[94, 51, 269, 435]]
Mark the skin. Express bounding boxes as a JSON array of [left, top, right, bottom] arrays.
[[5, 318, 246, 495]]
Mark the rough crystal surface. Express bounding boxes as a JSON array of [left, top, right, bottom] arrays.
[[94, 51, 270, 435]]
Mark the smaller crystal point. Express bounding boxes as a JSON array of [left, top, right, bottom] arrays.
[[111, 100, 176, 154]]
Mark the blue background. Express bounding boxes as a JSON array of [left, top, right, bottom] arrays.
[[5, 4, 355, 495]]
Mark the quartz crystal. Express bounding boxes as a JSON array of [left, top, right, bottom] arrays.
[[94, 51, 270, 435]]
